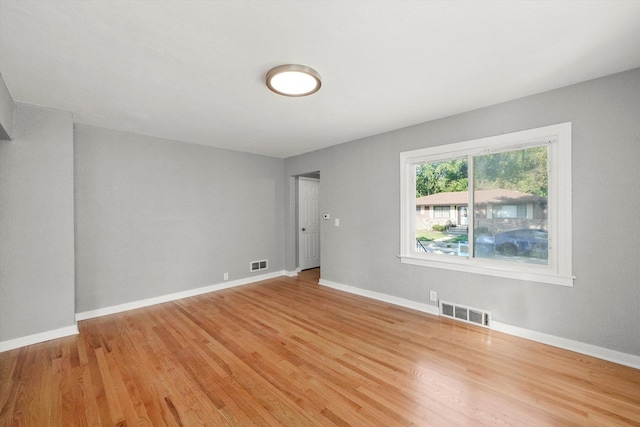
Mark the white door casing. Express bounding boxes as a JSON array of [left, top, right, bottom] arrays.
[[298, 177, 320, 270]]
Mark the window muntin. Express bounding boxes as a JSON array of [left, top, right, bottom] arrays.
[[400, 123, 573, 286]]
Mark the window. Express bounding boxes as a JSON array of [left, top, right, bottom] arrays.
[[491, 204, 526, 219], [433, 206, 449, 218], [400, 123, 573, 286]]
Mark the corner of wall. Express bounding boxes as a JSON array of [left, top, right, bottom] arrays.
[[0, 72, 14, 140]]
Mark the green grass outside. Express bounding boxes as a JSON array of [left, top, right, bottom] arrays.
[[417, 230, 469, 243]]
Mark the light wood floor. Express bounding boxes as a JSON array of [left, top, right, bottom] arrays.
[[1, 268, 639, 426]]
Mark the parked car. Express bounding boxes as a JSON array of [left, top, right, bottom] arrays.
[[493, 228, 548, 257]]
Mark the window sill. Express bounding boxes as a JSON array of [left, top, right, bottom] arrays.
[[399, 255, 574, 287]]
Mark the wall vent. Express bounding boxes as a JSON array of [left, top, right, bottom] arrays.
[[439, 300, 490, 328], [250, 259, 268, 272]]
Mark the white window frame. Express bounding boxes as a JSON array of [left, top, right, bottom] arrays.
[[399, 123, 573, 286]]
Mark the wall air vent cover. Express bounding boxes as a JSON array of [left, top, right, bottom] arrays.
[[250, 259, 268, 272], [440, 301, 490, 328]]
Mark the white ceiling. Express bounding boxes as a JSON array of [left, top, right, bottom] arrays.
[[1, 1, 639, 158]]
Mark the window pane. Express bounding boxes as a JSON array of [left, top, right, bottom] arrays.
[[473, 146, 548, 264], [415, 158, 468, 256]]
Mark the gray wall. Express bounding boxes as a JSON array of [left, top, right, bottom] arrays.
[[0, 102, 76, 341], [74, 124, 285, 313], [284, 68, 640, 356], [0, 73, 13, 140]]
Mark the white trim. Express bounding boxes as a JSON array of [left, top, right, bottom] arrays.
[[76, 270, 286, 321], [0, 324, 79, 353], [319, 278, 640, 370], [400, 122, 573, 286], [284, 270, 299, 277], [399, 255, 575, 287], [492, 321, 640, 370], [318, 279, 440, 316]]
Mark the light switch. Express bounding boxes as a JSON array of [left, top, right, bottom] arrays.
[[335, 218, 340, 227]]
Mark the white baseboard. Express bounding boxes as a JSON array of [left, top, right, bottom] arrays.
[[284, 270, 298, 277], [76, 270, 286, 321], [491, 321, 640, 370], [319, 278, 440, 316], [319, 278, 640, 370], [0, 324, 79, 353]]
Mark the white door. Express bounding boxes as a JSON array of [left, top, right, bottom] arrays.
[[298, 177, 320, 270], [458, 206, 469, 226]]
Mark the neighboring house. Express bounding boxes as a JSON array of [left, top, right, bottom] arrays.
[[416, 188, 547, 232]]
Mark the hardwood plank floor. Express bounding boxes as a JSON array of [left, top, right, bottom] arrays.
[[1, 268, 639, 426]]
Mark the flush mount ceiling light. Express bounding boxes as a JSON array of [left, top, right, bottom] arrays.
[[266, 64, 321, 97]]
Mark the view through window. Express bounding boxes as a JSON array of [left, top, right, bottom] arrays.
[[414, 147, 548, 265]]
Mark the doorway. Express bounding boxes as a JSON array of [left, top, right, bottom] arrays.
[[298, 175, 320, 271], [458, 206, 469, 226]]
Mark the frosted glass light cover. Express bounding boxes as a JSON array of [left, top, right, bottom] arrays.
[[267, 65, 321, 97]]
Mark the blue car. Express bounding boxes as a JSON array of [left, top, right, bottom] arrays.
[[474, 229, 548, 258], [493, 228, 548, 257]]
